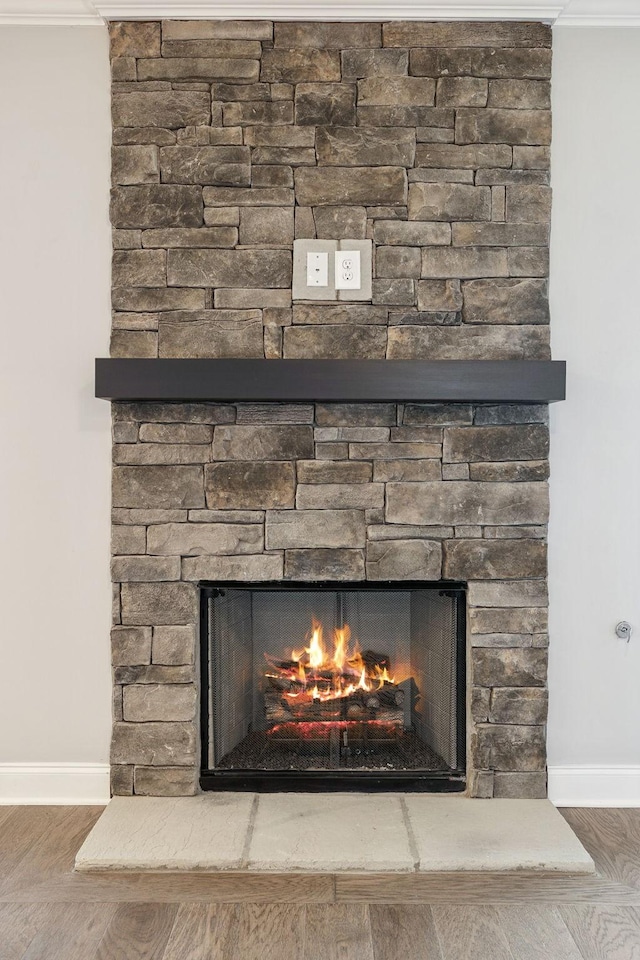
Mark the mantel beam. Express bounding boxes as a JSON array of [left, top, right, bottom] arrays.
[[95, 358, 566, 403]]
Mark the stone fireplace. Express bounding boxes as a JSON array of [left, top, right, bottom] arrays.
[[107, 17, 553, 800]]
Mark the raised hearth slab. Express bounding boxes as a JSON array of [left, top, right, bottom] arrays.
[[75, 795, 594, 875]]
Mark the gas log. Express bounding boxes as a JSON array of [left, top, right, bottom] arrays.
[[264, 680, 405, 727]]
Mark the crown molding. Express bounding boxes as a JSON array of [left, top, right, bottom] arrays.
[[1, 0, 640, 27]]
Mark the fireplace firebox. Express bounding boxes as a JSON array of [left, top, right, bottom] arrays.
[[200, 582, 466, 792]]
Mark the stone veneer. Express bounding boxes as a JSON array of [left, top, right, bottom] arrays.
[[108, 18, 552, 799]]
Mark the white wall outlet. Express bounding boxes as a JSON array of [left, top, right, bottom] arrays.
[[335, 250, 361, 290], [307, 251, 329, 287], [337, 240, 372, 302]]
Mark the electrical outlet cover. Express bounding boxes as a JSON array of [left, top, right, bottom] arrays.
[[335, 250, 361, 290], [337, 239, 372, 302], [293, 239, 337, 301]]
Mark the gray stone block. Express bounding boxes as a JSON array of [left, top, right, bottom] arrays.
[[295, 83, 356, 126], [470, 607, 548, 634], [316, 403, 396, 426], [358, 77, 435, 107], [113, 465, 204, 509], [421, 247, 508, 279], [112, 287, 206, 312], [223, 101, 293, 126], [111, 721, 196, 766], [490, 687, 548, 724], [134, 766, 198, 796], [341, 49, 409, 81], [444, 539, 547, 580], [416, 280, 463, 312], [351, 441, 440, 461], [386, 481, 548, 526], [167, 249, 292, 288], [473, 724, 546, 772], [488, 79, 551, 109], [372, 279, 416, 305], [162, 39, 262, 59], [469, 461, 549, 482], [114, 665, 195, 684], [163, 20, 272, 40], [508, 247, 549, 278], [239, 207, 294, 245], [292, 304, 387, 326], [235, 403, 311, 424], [159, 145, 250, 186], [111, 184, 203, 228], [456, 109, 551, 146], [110, 21, 161, 58], [493, 772, 547, 799], [297, 460, 372, 483], [110, 331, 158, 358], [142, 227, 237, 248], [212, 424, 313, 460], [111, 626, 152, 666], [473, 647, 547, 688], [296, 483, 385, 510], [112, 145, 159, 185], [112, 92, 210, 128], [147, 522, 263, 556], [204, 188, 294, 208], [374, 221, 450, 245], [443, 425, 549, 462], [113, 443, 211, 464], [367, 524, 453, 540], [112, 525, 146, 555], [366, 540, 442, 580], [453, 223, 548, 247], [409, 183, 490, 222], [514, 146, 550, 169], [387, 324, 550, 360], [468, 579, 548, 608], [251, 165, 295, 188], [123, 684, 197, 722], [373, 460, 442, 482], [283, 326, 387, 360], [506, 185, 553, 223], [152, 625, 195, 665], [474, 404, 549, 425], [113, 402, 234, 424], [436, 77, 488, 107], [274, 22, 382, 48], [205, 461, 295, 509], [376, 246, 422, 279], [157, 314, 262, 357], [266, 510, 366, 549], [316, 126, 415, 167], [112, 556, 181, 582], [414, 143, 512, 168], [313, 206, 367, 241], [138, 57, 259, 83], [384, 20, 551, 47], [285, 549, 365, 581], [260, 49, 340, 83], [121, 582, 197, 625], [182, 553, 283, 580], [295, 167, 406, 206], [139, 423, 213, 444], [111, 765, 134, 796]]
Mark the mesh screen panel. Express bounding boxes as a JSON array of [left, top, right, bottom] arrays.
[[205, 585, 463, 776]]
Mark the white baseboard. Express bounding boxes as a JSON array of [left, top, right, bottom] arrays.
[[549, 765, 640, 807], [0, 763, 110, 805]]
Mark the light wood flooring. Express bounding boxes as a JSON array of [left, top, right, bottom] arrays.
[[0, 805, 639, 958]]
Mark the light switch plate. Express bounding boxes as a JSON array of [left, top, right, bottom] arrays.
[[335, 250, 361, 290], [337, 239, 372, 302], [293, 239, 338, 301]]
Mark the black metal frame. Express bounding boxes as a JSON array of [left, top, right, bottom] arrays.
[[199, 580, 467, 793]]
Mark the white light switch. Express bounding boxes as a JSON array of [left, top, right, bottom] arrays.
[[335, 250, 361, 290], [306, 251, 329, 287]]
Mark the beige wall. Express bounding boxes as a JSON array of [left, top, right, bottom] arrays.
[[1, 23, 639, 803], [0, 27, 112, 783], [548, 27, 640, 803]]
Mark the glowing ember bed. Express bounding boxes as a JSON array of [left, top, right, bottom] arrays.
[[199, 582, 466, 792]]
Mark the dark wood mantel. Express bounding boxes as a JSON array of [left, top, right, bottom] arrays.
[[95, 358, 566, 404]]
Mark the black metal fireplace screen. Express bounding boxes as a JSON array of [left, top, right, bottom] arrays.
[[200, 581, 466, 792]]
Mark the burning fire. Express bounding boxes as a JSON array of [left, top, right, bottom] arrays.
[[265, 620, 396, 704]]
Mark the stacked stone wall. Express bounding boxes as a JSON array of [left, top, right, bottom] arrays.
[[109, 19, 552, 798]]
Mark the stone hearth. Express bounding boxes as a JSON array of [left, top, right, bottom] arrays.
[[108, 18, 553, 800]]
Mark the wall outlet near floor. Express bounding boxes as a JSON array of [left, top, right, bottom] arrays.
[[335, 250, 361, 290]]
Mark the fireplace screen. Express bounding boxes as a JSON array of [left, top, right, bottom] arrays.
[[200, 582, 466, 791]]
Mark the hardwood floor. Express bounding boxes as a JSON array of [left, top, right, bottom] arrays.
[[0, 807, 639, 958]]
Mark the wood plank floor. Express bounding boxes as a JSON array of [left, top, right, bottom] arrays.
[[0, 806, 639, 958]]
